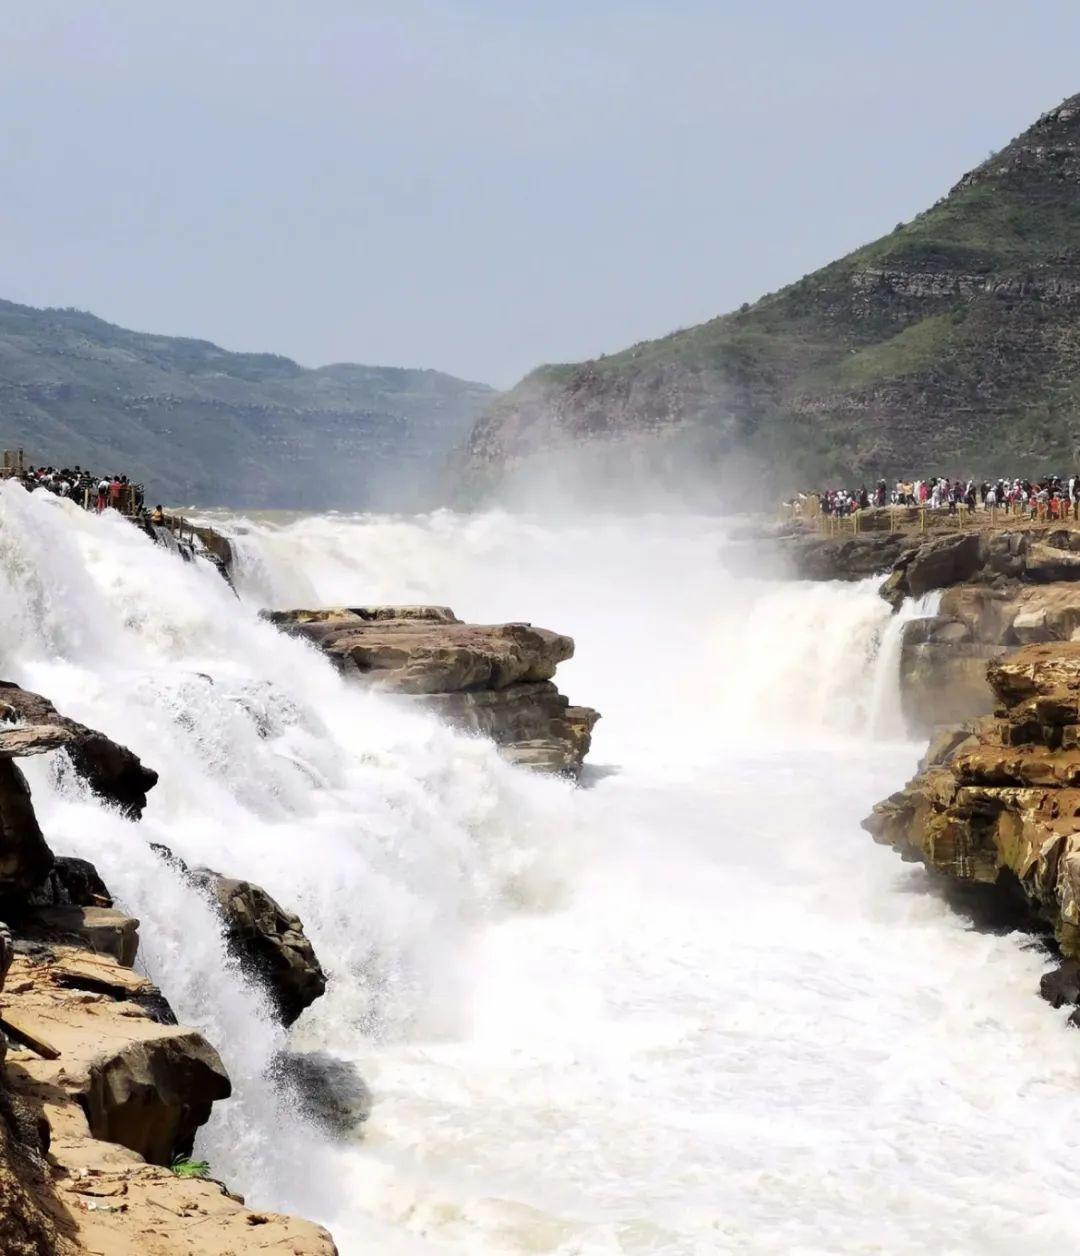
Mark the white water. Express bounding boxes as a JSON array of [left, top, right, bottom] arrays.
[[3, 490, 1079, 1254]]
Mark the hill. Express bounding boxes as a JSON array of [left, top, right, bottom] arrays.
[[0, 300, 494, 507], [461, 92, 1080, 504]]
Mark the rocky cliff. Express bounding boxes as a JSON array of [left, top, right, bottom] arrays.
[[864, 643, 1080, 1022], [0, 682, 336, 1254], [267, 606, 599, 777], [461, 92, 1080, 502]]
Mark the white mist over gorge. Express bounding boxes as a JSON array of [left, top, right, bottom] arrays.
[[2, 485, 1079, 1253]]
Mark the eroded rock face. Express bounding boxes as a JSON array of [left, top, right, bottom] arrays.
[[1, 939, 335, 1253], [880, 527, 1080, 609], [0, 760, 53, 899], [899, 580, 1080, 732], [0, 681, 158, 816], [267, 606, 600, 778], [150, 844, 326, 1026], [192, 870, 327, 1027], [864, 642, 1080, 956]]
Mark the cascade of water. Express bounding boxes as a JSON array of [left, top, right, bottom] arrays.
[[6, 490, 1079, 1255]]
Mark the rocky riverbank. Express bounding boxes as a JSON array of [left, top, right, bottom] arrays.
[[266, 605, 600, 778], [0, 683, 335, 1254], [753, 517, 1080, 1026]]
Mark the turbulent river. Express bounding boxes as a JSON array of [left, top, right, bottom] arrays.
[[3, 489, 1080, 1254]]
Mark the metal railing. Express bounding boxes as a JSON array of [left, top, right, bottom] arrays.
[[780, 498, 1080, 536]]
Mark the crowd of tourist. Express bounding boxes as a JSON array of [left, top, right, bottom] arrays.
[[18, 464, 148, 516], [807, 476, 1080, 520]]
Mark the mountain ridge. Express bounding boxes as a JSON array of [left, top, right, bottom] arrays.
[[0, 298, 494, 508], [461, 92, 1080, 502]]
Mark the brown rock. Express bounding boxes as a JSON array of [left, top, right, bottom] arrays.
[[191, 870, 326, 1027], [866, 641, 1080, 955], [0, 681, 157, 816], [267, 605, 600, 778]]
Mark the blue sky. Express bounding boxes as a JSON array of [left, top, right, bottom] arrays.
[[2, 1, 1080, 385]]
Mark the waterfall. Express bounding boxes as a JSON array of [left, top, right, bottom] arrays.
[[5, 487, 1079, 1254]]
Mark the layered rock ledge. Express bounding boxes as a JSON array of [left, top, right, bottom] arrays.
[[0, 681, 335, 1253], [268, 605, 600, 777], [865, 643, 1080, 959]]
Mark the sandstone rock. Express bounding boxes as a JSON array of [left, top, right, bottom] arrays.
[[866, 642, 1080, 958], [0, 681, 157, 816], [82, 1027, 231, 1163], [268, 606, 600, 778], [149, 844, 326, 1025], [191, 869, 326, 1026], [0, 944, 335, 1253], [26, 906, 140, 966], [904, 532, 983, 598]]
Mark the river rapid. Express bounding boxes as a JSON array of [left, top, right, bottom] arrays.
[[3, 490, 1079, 1254]]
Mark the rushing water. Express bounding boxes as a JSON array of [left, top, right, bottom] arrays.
[[2, 488, 1079, 1254]]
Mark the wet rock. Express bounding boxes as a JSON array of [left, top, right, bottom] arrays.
[[1040, 959, 1080, 1009], [0, 680, 158, 816], [0, 760, 53, 899], [191, 869, 326, 1026], [268, 606, 600, 778], [27, 856, 112, 909], [270, 1050, 371, 1138], [151, 844, 326, 1026]]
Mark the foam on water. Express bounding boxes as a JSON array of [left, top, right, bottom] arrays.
[[1, 488, 1076, 1254]]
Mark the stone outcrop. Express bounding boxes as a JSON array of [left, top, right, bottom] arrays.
[[190, 870, 326, 1027], [0, 682, 337, 1252], [880, 526, 1080, 610], [150, 844, 326, 1027], [865, 643, 1080, 959], [1, 933, 336, 1254], [268, 605, 600, 778], [0, 681, 158, 816]]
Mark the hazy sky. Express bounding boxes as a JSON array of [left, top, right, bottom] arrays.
[[2, 2, 1080, 387]]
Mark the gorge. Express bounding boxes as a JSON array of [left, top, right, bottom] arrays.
[[5, 486, 1080, 1252]]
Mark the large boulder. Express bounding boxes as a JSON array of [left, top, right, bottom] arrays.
[[151, 844, 326, 1026], [270, 1050, 371, 1138], [192, 869, 327, 1026], [267, 606, 600, 778]]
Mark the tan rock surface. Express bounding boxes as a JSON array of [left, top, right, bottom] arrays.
[[269, 605, 600, 777], [866, 642, 1080, 953], [1, 940, 337, 1255]]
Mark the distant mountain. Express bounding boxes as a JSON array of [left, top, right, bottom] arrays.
[[461, 92, 1080, 503], [0, 300, 494, 507]]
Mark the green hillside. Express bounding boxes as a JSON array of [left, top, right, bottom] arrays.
[[463, 92, 1080, 499], [0, 301, 494, 507]]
